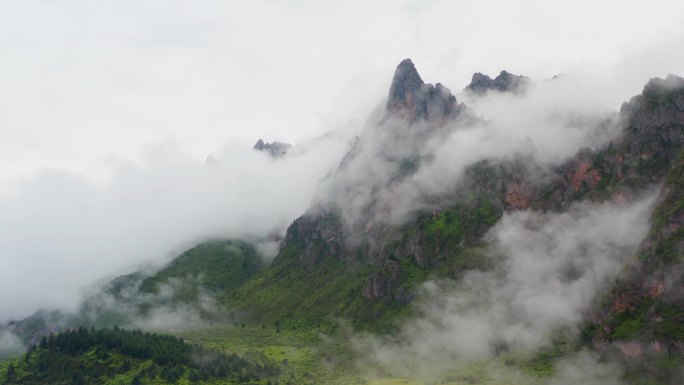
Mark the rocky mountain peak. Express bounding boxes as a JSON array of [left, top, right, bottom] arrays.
[[465, 70, 529, 95], [387, 59, 424, 112], [253, 139, 292, 158], [386, 59, 460, 123], [619, 74, 684, 136]]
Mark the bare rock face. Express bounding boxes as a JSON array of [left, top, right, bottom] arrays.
[[253, 139, 292, 158], [465, 70, 530, 95], [362, 260, 411, 303], [621, 75, 684, 146], [386, 58, 460, 123], [280, 212, 346, 271], [387, 59, 424, 112]]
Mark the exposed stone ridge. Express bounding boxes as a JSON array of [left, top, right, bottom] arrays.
[[386, 58, 460, 123], [253, 139, 292, 158], [465, 70, 530, 95]]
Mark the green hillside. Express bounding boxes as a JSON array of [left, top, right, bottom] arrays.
[[140, 240, 263, 296], [0, 327, 278, 385]]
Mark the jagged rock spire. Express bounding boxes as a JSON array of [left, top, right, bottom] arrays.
[[387, 59, 425, 112], [386, 58, 460, 123]]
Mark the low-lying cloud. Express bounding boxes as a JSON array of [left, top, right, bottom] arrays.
[[0, 134, 350, 322], [355, 194, 655, 382], [0, 330, 24, 358], [317, 74, 623, 230], [81, 275, 224, 332]]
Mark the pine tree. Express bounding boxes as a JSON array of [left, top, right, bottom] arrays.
[[5, 363, 16, 381]]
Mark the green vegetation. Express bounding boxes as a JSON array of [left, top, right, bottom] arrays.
[[592, 151, 684, 345], [217, 196, 504, 336], [649, 150, 684, 265], [225, 252, 384, 331], [180, 324, 360, 385], [417, 198, 501, 252], [0, 327, 277, 385], [140, 240, 262, 295]]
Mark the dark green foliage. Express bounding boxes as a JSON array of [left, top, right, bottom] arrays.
[[1, 327, 278, 385], [4, 364, 14, 382]]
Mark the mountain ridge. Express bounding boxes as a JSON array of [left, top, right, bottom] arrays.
[[4, 59, 684, 385]]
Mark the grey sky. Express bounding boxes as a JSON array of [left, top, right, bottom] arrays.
[[1, 0, 684, 188]]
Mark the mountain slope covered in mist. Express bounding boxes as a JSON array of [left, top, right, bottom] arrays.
[[6, 240, 262, 346], [4, 59, 684, 385], [222, 59, 684, 383], [226, 60, 684, 327]]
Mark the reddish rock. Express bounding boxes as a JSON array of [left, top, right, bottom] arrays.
[[570, 161, 601, 191], [505, 182, 531, 210], [643, 280, 665, 299], [617, 342, 644, 356], [611, 191, 628, 205]]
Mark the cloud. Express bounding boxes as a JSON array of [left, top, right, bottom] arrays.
[[79, 275, 224, 332], [1, 0, 683, 191], [354, 194, 655, 381], [0, 330, 25, 358], [316, 74, 624, 230], [548, 351, 624, 385], [0, 134, 350, 322]]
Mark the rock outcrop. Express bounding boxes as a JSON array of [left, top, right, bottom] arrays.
[[465, 70, 530, 95], [386, 58, 462, 123], [253, 139, 292, 158]]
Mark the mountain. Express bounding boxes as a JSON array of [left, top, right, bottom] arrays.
[[222, 60, 684, 383], [7, 240, 263, 345], [4, 59, 684, 384], [386, 58, 464, 123], [253, 139, 292, 158], [465, 70, 530, 95], [225, 62, 684, 332]]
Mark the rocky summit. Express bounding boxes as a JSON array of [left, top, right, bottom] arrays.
[[465, 70, 530, 95], [253, 138, 292, 158], [386, 58, 462, 123]]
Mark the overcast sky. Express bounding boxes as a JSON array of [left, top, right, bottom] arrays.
[[1, 0, 684, 189], [1, 0, 684, 321]]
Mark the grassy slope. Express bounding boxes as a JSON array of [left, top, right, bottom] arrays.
[[224, 197, 501, 334], [179, 324, 550, 385], [225, 250, 384, 331], [140, 240, 263, 295]]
